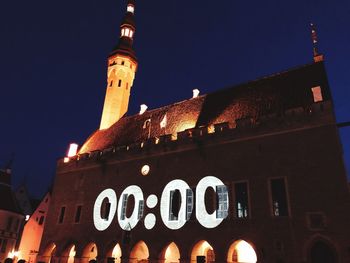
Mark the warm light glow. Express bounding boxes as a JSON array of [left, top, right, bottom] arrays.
[[141, 165, 150, 176], [64, 157, 70, 163], [8, 250, 20, 259], [311, 86, 323, 102], [164, 242, 180, 263], [68, 245, 76, 263], [191, 241, 215, 262], [112, 244, 122, 263], [178, 121, 196, 132], [130, 241, 149, 262], [140, 104, 148, 115], [25, 215, 30, 221], [227, 240, 257, 263], [67, 143, 78, 157], [193, 89, 200, 98]]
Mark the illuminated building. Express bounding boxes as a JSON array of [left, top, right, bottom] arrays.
[[0, 168, 24, 262], [17, 192, 51, 263], [37, 1, 350, 263]]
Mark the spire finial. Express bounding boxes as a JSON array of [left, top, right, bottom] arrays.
[[310, 23, 324, 62]]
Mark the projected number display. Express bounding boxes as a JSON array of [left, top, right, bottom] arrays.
[[93, 176, 229, 231]]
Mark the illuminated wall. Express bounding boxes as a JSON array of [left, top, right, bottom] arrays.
[[100, 54, 137, 130], [18, 192, 51, 263]]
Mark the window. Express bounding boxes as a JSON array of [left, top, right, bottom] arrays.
[[118, 79, 122, 87], [58, 207, 66, 224], [169, 190, 180, 221], [120, 194, 128, 220], [121, 61, 125, 66], [39, 216, 45, 225], [102, 201, 111, 220], [270, 178, 289, 216], [125, 28, 130, 37], [75, 206, 82, 223], [235, 182, 249, 218], [186, 189, 193, 220], [1, 239, 7, 253], [311, 86, 323, 102], [137, 200, 144, 220], [126, 82, 129, 90], [109, 80, 113, 87], [127, 5, 134, 13], [6, 217, 13, 231], [216, 185, 229, 219]]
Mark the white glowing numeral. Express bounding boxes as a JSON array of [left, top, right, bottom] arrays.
[[196, 176, 229, 228], [160, 179, 193, 230], [117, 185, 144, 231], [93, 189, 117, 231]]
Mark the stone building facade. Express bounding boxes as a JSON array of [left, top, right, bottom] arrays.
[[38, 1, 350, 263]]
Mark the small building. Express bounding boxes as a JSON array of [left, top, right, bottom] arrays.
[[0, 168, 24, 262], [17, 192, 51, 263]]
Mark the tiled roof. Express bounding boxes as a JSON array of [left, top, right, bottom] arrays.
[[79, 61, 331, 154], [0, 184, 22, 214]]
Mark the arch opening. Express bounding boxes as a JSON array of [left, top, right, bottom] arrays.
[[82, 243, 98, 262], [41, 243, 56, 263], [309, 240, 337, 263], [108, 243, 122, 263], [67, 245, 76, 263], [227, 240, 257, 263], [161, 242, 180, 263], [191, 241, 215, 263], [130, 241, 149, 263]]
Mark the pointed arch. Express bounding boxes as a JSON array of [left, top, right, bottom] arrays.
[[41, 243, 56, 263], [160, 242, 180, 263], [60, 244, 76, 263], [82, 242, 98, 262], [190, 240, 215, 263], [227, 240, 257, 263], [309, 239, 337, 263], [130, 241, 149, 263]]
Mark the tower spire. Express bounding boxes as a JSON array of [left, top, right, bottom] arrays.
[[310, 23, 324, 63], [99, 0, 138, 130]]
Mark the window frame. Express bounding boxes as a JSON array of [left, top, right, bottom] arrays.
[[232, 180, 251, 219], [268, 176, 291, 217]]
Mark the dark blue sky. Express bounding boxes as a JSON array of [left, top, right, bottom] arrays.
[[1, 0, 349, 197]]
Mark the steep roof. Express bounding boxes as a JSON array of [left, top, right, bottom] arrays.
[[0, 184, 22, 214], [79, 61, 331, 154]]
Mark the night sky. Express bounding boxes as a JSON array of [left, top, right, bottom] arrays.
[[1, 0, 349, 198]]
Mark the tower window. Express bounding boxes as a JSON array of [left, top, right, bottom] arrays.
[[118, 79, 122, 87], [126, 83, 129, 90], [109, 80, 113, 87], [235, 182, 249, 218], [125, 28, 130, 37], [58, 206, 66, 224], [270, 178, 289, 217], [121, 61, 125, 65], [127, 5, 134, 13]]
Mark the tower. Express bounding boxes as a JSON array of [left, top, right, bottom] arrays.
[[100, 0, 138, 130]]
